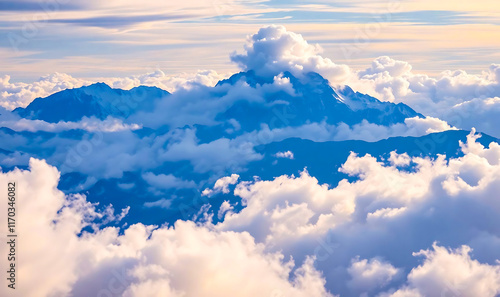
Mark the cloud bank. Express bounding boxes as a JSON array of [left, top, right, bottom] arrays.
[[210, 130, 500, 295], [0, 159, 331, 297], [0, 70, 226, 110], [2, 130, 500, 296], [348, 57, 500, 137]]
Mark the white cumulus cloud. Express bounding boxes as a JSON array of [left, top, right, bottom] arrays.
[[3, 129, 500, 296], [212, 130, 500, 295], [231, 25, 351, 83], [348, 56, 500, 137], [0, 159, 332, 297], [0, 70, 227, 110]]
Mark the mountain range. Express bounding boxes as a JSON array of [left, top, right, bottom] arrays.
[[1, 70, 497, 227]]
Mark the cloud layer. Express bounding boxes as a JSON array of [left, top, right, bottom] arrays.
[[0, 159, 331, 297], [2, 130, 500, 296], [210, 130, 500, 296]]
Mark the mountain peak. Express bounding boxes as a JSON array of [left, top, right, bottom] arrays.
[[216, 70, 274, 87], [212, 70, 420, 133], [87, 81, 109, 87]]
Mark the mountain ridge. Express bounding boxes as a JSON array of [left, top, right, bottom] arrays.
[[13, 83, 170, 122], [13, 71, 421, 129]]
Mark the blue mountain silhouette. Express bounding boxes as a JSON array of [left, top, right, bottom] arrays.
[[2, 71, 496, 228], [14, 83, 170, 122]]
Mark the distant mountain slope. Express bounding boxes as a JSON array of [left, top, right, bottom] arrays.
[[247, 130, 498, 185], [14, 83, 170, 122], [337, 85, 419, 123]]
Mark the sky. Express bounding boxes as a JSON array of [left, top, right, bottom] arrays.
[[1, 0, 500, 81]]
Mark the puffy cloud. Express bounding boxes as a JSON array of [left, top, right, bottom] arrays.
[[275, 150, 294, 159], [348, 56, 500, 137], [347, 257, 400, 294], [350, 57, 500, 106], [0, 73, 88, 110], [102, 69, 227, 94], [203, 174, 240, 197], [388, 151, 411, 167], [218, 169, 353, 244], [332, 117, 455, 142], [444, 97, 500, 137], [0, 123, 263, 179], [231, 25, 351, 83], [358, 57, 413, 78], [383, 244, 500, 297], [0, 159, 332, 297], [0, 158, 128, 296], [218, 200, 235, 220]]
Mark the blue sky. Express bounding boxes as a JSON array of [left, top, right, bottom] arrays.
[[0, 0, 499, 81]]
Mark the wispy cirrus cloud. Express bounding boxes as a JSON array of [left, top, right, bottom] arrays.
[[47, 13, 200, 29]]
